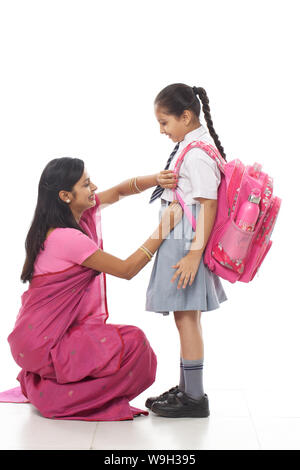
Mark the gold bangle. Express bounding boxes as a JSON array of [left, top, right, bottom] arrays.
[[134, 177, 142, 193], [141, 245, 154, 258], [139, 247, 151, 261], [139, 247, 152, 261], [129, 178, 135, 194]]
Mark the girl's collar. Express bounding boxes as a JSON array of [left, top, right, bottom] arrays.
[[179, 125, 207, 147]]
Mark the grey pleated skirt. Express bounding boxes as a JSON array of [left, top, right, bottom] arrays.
[[145, 199, 228, 315]]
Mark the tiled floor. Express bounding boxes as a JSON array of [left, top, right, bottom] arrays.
[[1, 388, 300, 450]]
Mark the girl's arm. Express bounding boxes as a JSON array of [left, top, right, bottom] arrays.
[[97, 171, 177, 208], [171, 198, 218, 289], [189, 198, 218, 255], [81, 202, 182, 280]]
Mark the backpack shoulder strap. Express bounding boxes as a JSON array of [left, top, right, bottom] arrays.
[[173, 140, 227, 176], [172, 140, 226, 232]]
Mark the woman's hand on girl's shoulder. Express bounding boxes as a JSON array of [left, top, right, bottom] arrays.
[[157, 170, 178, 189]]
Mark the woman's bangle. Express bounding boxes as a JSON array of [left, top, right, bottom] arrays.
[[139, 247, 152, 261], [134, 177, 142, 193], [129, 178, 135, 194], [141, 245, 154, 258], [129, 177, 142, 194]]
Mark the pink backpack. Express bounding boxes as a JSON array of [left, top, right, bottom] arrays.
[[172, 141, 282, 283]]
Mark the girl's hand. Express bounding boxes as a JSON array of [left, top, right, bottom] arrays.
[[157, 170, 178, 189], [171, 253, 202, 289]]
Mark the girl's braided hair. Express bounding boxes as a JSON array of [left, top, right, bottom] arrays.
[[154, 83, 226, 161]]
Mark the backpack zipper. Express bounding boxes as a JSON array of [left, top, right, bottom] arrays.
[[257, 196, 281, 245], [248, 196, 281, 279]]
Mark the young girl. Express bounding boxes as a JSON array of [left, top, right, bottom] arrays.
[[145, 83, 228, 418]]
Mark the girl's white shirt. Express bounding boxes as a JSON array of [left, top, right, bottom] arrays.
[[161, 125, 221, 204]]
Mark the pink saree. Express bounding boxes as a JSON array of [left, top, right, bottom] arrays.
[[0, 195, 157, 420]]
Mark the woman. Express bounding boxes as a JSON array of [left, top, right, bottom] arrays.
[[0, 157, 181, 421]]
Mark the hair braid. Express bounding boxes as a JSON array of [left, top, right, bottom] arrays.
[[196, 87, 227, 161]]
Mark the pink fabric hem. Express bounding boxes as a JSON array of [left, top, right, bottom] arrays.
[[0, 386, 30, 403], [0, 386, 148, 420]]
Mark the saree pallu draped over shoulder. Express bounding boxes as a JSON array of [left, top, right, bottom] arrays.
[[0, 195, 157, 421]]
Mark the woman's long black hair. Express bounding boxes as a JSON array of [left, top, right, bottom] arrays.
[[154, 83, 226, 161], [21, 157, 89, 284]]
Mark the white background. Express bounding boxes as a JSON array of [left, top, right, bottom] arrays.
[[0, 0, 299, 406]]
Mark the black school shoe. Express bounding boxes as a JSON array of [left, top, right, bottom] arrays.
[[151, 391, 210, 418], [145, 385, 180, 410]]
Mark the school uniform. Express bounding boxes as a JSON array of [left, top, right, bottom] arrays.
[[146, 125, 227, 315]]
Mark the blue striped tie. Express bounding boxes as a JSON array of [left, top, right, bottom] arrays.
[[149, 142, 180, 203]]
